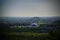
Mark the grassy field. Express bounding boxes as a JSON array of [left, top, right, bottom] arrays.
[[6, 32, 48, 36], [1, 32, 49, 40], [1, 27, 50, 40]]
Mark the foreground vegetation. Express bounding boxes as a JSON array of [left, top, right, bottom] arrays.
[[1, 32, 49, 40], [0, 27, 60, 40]]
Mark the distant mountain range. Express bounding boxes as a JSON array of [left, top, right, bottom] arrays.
[[0, 17, 60, 24]]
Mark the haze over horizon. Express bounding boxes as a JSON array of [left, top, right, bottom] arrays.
[[1, 0, 60, 17]]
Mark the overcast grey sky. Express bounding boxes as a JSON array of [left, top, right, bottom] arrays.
[[1, 0, 60, 17]]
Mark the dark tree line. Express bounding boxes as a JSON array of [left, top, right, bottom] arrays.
[[49, 20, 60, 40]]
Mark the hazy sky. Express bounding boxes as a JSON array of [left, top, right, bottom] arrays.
[[1, 0, 60, 17]]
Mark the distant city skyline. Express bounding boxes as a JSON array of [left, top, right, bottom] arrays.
[[1, 0, 60, 17]]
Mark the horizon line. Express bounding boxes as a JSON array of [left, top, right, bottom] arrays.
[[0, 16, 60, 18]]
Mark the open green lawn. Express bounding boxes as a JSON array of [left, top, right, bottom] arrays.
[[7, 32, 49, 36], [2, 32, 49, 40], [1, 28, 50, 40]]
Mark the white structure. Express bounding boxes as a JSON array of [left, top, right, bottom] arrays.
[[31, 23, 39, 27]]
